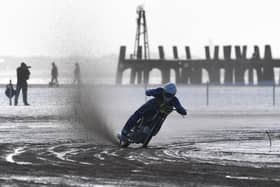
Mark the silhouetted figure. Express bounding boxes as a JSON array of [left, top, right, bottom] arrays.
[[49, 62, 59, 87], [14, 62, 31, 106], [73, 63, 81, 85], [251, 52, 259, 60], [5, 80, 16, 106]]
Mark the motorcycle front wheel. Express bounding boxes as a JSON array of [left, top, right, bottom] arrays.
[[142, 134, 153, 148]]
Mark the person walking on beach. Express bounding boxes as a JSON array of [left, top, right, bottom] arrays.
[[50, 62, 58, 87], [73, 62, 81, 85], [14, 62, 31, 106]]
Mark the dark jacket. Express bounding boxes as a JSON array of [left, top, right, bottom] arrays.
[[74, 65, 80, 77], [51, 65, 58, 77], [145, 88, 187, 115], [133, 88, 187, 122], [17, 66, 30, 84]]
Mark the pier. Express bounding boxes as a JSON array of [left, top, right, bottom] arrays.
[[116, 44, 280, 85]]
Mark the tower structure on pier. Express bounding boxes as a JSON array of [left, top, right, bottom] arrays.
[[133, 5, 150, 60], [128, 6, 150, 84]]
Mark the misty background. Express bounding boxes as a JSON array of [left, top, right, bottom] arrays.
[[1, 0, 280, 84]]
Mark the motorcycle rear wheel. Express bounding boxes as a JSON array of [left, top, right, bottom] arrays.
[[120, 139, 130, 148]]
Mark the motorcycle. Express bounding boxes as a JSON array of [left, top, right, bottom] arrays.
[[118, 109, 174, 148]]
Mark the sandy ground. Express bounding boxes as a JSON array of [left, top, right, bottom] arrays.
[[0, 85, 279, 186]]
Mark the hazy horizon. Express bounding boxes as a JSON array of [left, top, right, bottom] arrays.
[[1, 0, 280, 58]]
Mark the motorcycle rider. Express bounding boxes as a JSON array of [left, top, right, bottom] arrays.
[[121, 83, 187, 140]]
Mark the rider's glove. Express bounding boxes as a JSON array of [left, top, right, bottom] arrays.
[[165, 105, 174, 113]]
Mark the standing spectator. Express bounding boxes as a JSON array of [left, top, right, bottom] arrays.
[[73, 62, 81, 85], [5, 80, 15, 106], [14, 62, 31, 106], [50, 62, 59, 87]]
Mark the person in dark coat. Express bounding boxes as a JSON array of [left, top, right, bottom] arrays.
[[50, 62, 58, 86], [5, 80, 16, 105], [73, 62, 81, 85], [14, 62, 31, 106]]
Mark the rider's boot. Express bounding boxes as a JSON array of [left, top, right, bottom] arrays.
[[120, 129, 129, 141], [119, 129, 130, 147]]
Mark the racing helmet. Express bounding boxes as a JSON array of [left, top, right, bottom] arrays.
[[163, 82, 177, 97]]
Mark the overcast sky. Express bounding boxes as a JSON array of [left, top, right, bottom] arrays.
[[0, 0, 280, 58]]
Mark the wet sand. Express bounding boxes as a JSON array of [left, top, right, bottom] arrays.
[[0, 140, 280, 186], [0, 86, 280, 186]]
